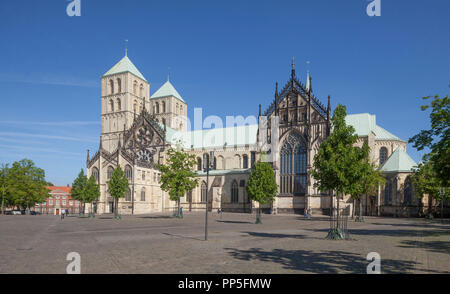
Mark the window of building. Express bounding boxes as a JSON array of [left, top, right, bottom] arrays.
[[384, 181, 392, 205], [107, 166, 114, 180], [133, 81, 137, 95], [109, 99, 114, 112], [141, 188, 146, 201], [109, 79, 114, 94], [201, 181, 207, 202], [251, 152, 256, 168], [380, 147, 388, 166], [92, 167, 99, 183], [125, 165, 132, 180], [117, 78, 121, 93], [231, 181, 239, 203], [156, 102, 160, 114], [243, 154, 248, 169], [280, 132, 307, 195], [404, 176, 412, 205], [140, 84, 144, 97], [69, 201, 73, 206], [162, 101, 166, 113], [142, 170, 145, 181], [197, 158, 202, 171], [125, 189, 131, 201], [49, 200, 53, 205], [116, 98, 121, 111], [62, 200, 66, 206]]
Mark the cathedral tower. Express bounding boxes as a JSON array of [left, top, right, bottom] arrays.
[[100, 55, 150, 152]]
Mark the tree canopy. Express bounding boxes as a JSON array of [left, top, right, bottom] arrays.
[[246, 160, 278, 205], [107, 166, 129, 218], [409, 90, 449, 187]]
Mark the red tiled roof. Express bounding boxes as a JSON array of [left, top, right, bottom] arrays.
[[46, 186, 72, 194]]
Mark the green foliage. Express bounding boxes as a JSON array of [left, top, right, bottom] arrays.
[[108, 166, 129, 201], [246, 161, 278, 205], [411, 160, 444, 201], [71, 169, 87, 203], [311, 104, 359, 197], [348, 142, 385, 200], [409, 89, 449, 186], [3, 159, 49, 209], [156, 148, 198, 203], [84, 175, 100, 204]]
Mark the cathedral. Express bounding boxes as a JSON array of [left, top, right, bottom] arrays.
[[86, 54, 421, 217]]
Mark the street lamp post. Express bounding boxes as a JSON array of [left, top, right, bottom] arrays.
[[204, 151, 214, 241]]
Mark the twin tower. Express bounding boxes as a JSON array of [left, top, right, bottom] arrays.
[[100, 55, 188, 153]]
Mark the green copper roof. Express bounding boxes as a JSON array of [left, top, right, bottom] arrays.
[[150, 81, 184, 102], [380, 147, 417, 173], [345, 113, 405, 142], [103, 56, 147, 82]]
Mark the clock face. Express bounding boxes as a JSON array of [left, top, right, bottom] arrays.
[[137, 149, 153, 163]]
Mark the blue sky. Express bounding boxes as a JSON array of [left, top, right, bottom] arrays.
[[0, 0, 449, 185]]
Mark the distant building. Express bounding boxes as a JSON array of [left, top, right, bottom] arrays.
[[33, 186, 82, 215]]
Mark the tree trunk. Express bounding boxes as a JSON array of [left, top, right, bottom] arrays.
[[351, 198, 355, 219], [336, 193, 340, 229], [359, 197, 363, 220], [428, 195, 433, 217], [178, 197, 181, 218]]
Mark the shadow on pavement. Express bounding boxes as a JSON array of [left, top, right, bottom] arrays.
[[216, 220, 253, 224], [225, 248, 443, 273]]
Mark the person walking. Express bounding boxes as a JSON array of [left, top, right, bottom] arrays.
[[61, 209, 65, 220]]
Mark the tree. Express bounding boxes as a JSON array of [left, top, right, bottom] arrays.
[[0, 164, 9, 214], [311, 104, 360, 239], [410, 160, 443, 218], [6, 159, 49, 212], [84, 176, 100, 218], [409, 90, 449, 187], [108, 166, 129, 219], [348, 143, 385, 222], [156, 148, 198, 218], [246, 160, 278, 224], [71, 169, 87, 216]]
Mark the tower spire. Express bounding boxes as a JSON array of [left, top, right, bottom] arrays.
[[291, 56, 296, 79]]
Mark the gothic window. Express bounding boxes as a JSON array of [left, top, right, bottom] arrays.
[[109, 79, 114, 94], [280, 132, 307, 196], [124, 165, 132, 180], [162, 101, 166, 113], [133, 81, 137, 95], [384, 181, 392, 205], [234, 154, 241, 169], [140, 84, 144, 97], [116, 98, 121, 111], [380, 147, 388, 165], [201, 181, 207, 202], [156, 102, 160, 114], [197, 158, 202, 171], [92, 167, 99, 183], [243, 154, 249, 169], [404, 176, 412, 205], [140, 188, 146, 201], [176, 103, 179, 114], [107, 166, 114, 180], [125, 189, 131, 201], [117, 78, 121, 93], [109, 99, 114, 112], [231, 181, 239, 203]]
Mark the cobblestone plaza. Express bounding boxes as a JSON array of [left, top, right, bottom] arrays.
[[0, 213, 448, 274]]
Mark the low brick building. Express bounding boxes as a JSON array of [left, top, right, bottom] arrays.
[[32, 186, 83, 215]]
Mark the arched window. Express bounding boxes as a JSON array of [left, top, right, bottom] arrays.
[[384, 181, 392, 205], [142, 170, 145, 181], [156, 102, 160, 114], [231, 181, 239, 203], [92, 167, 99, 183], [162, 101, 166, 113], [141, 188, 146, 201], [404, 176, 412, 205], [117, 78, 121, 93], [107, 166, 114, 180], [176, 103, 179, 114], [133, 81, 137, 95], [180, 105, 183, 114], [243, 154, 249, 169], [197, 158, 202, 171], [125, 189, 131, 201], [280, 132, 307, 195], [140, 84, 144, 97], [234, 155, 241, 169], [201, 181, 207, 202], [124, 165, 132, 180], [116, 98, 121, 111], [109, 99, 114, 112], [380, 147, 388, 165], [109, 79, 114, 94]]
